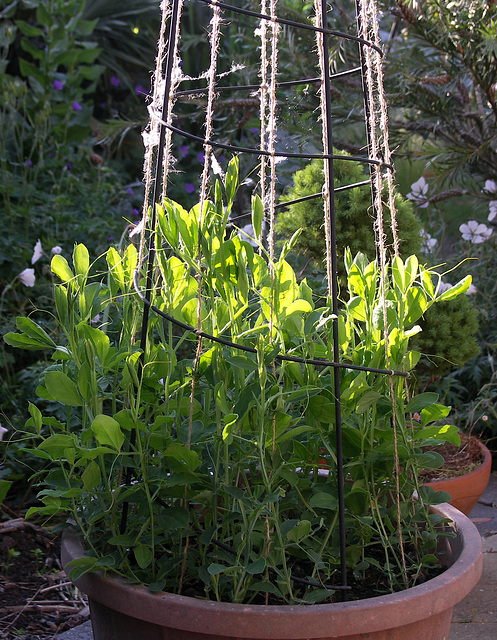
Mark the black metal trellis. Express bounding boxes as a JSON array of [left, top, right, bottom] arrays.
[[127, 0, 405, 599]]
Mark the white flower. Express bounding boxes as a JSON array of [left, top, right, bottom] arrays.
[[459, 220, 493, 243], [466, 284, 477, 295], [406, 176, 429, 208], [0, 425, 7, 441], [484, 180, 497, 193], [31, 239, 43, 264], [19, 268, 35, 287], [51, 245, 62, 255], [419, 229, 437, 252], [488, 201, 497, 222], [438, 281, 452, 294]]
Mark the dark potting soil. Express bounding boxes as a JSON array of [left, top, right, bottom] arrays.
[[419, 432, 485, 482], [0, 518, 89, 640]]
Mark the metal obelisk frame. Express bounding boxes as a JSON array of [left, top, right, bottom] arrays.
[[130, 0, 404, 597]]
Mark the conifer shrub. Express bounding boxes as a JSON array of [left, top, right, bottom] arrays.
[[276, 156, 422, 278], [276, 156, 479, 379]]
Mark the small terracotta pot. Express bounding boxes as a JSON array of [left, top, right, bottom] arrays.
[[61, 503, 482, 640], [423, 439, 492, 516]]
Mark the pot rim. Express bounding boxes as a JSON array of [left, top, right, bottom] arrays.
[[61, 502, 482, 639]]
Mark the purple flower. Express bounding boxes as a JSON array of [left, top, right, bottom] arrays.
[[197, 152, 205, 163], [218, 155, 226, 163], [66, 163, 72, 170], [178, 145, 189, 158], [126, 187, 134, 195], [249, 127, 260, 135], [135, 84, 148, 96], [72, 101, 82, 111], [108, 236, 114, 242], [53, 80, 63, 90], [25, 159, 32, 167], [185, 183, 195, 194], [110, 76, 120, 87], [132, 208, 140, 217]]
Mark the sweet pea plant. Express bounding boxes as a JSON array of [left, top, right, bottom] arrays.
[[5, 159, 472, 603]]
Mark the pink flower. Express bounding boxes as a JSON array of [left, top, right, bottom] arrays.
[[20, 268, 35, 287], [459, 220, 493, 243], [31, 239, 43, 264]]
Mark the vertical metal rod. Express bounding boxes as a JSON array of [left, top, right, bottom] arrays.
[[319, 0, 348, 598], [120, 0, 183, 535]]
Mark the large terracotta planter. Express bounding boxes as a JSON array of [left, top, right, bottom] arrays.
[[61, 503, 482, 640], [424, 439, 492, 516]]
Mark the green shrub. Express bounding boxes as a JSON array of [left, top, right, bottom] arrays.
[[413, 294, 480, 378], [276, 156, 422, 278]]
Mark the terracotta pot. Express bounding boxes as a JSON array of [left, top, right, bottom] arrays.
[[61, 503, 482, 640], [423, 439, 492, 516]]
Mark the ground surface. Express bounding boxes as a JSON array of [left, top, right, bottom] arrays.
[[0, 518, 89, 640]]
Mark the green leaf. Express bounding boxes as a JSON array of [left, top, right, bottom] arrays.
[[405, 393, 439, 414], [51, 255, 75, 284], [414, 424, 460, 446], [356, 390, 383, 414], [437, 276, 471, 301], [225, 355, 258, 371], [307, 394, 335, 424], [82, 461, 101, 490], [134, 544, 153, 569], [0, 480, 12, 504], [420, 404, 451, 426], [309, 493, 338, 510], [286, 519, 312, 542], [421, 268, 435, 298], [164, 507, 190, 531], [404, 287, 428, 325], [37, 434, 74, 453], [164, 443, 201, 471], [91, 415, 124, 451], [19, 58, 45, 85], [275, 425, 313, 445], [107, 246, 126, 290], [54, 285, 69, 326], [73, 244, 89, 284], [3, 332, 51, 351], [251, 194, 263, 239], [15, 19, 43, 37], [66, 556, 98, 581], [225, 156, 239, 205], [45, 371, 82, 406], [245, 557, 266, 574], [415, 451, 445, 469], [248, 581, 283, 596], [348, 296, 367, 322], [208, 563, 231, 575], [16, 317, 55, 347], [28, 402, 43, 434], [392, 255, 407, 292]]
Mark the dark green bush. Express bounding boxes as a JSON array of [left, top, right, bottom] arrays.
[[413, 294, 480, 378], [276, 156, 422, 278]]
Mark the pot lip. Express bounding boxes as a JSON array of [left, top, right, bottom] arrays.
[[61, 503, 483, 638], [424, 438, 492, 487]]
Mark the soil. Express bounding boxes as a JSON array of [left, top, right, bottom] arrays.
[[0, 517, 89, 640], [419, 432, 485, 482]]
